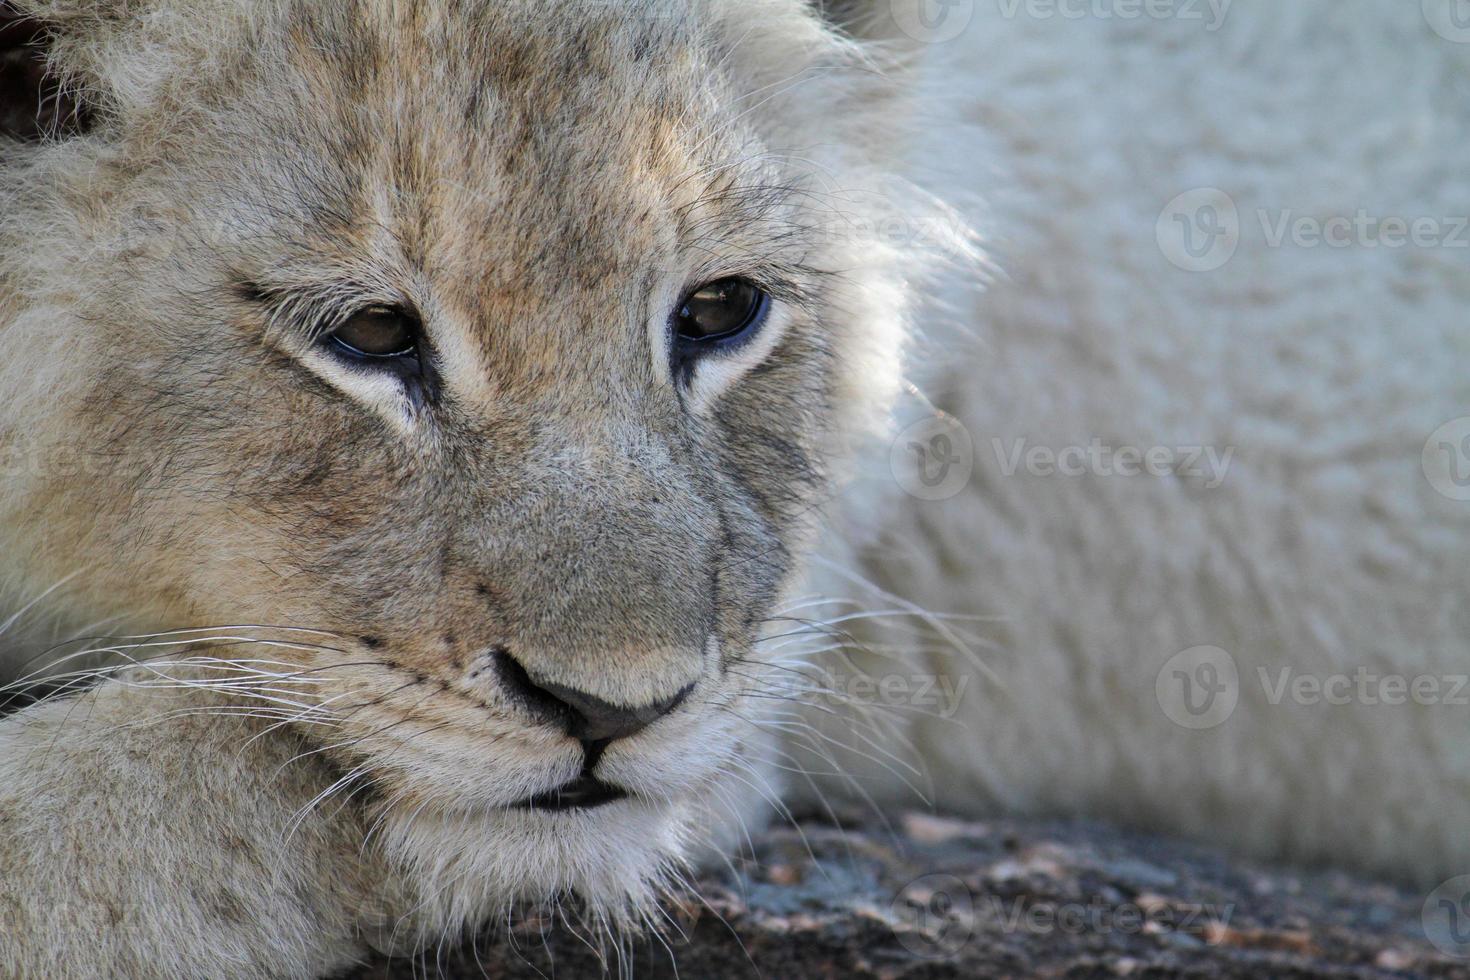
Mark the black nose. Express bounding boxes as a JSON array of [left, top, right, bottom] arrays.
[[490, 647, 693, 742]]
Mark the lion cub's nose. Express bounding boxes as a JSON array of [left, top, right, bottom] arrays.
[[490, 647, 693, 742]]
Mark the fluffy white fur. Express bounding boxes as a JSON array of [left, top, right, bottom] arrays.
[[805, 0, 1470, 885]]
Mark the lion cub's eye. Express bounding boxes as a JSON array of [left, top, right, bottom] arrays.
[[674, 278, 769, 344], [326, 308, 418, 358]]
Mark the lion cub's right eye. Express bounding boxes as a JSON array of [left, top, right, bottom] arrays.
[[325, 308, 418, 359]]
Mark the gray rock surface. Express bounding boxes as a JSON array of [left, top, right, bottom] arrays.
[[351, 812, 1470, 979]]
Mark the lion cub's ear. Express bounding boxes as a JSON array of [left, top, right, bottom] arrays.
[[0, 1, 94, 140], [708, 0, 930, 157], [813, 0, 955, 45], [2, 0, 238, 137], [812, 0, 904, 40]]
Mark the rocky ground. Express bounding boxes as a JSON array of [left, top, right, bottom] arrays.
[[351, 811, 1470, 979]]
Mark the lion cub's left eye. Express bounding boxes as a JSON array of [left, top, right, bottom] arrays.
[[674, 278, 769, 344], [326, 308, 418, 358]]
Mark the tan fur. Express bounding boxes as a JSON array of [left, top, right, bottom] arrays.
[[0, 1, 938, 975]]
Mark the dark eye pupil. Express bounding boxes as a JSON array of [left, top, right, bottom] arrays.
[[676, 278, 764, 341], [330, 310, 415, 357]]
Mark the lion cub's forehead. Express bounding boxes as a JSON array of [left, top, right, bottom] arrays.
[[236, 0, 761, 301]]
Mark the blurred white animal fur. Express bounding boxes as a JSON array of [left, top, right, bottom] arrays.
[[804, 0, 1470, 885]]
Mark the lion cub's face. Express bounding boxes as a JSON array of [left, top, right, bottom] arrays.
[[2, 0, 912, 916]]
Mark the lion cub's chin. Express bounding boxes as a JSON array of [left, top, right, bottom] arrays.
[[364, 793, 714, 954], [362, 734, 781, 953]]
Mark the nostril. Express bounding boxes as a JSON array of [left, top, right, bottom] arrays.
[[489, 647, 575, 729], [540, 677, 693, 743], [488, 647, 693, 742]]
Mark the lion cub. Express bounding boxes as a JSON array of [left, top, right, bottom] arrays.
[[0, 0, 928, 975]]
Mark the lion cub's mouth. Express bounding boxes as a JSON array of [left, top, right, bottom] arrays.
[[511, 736, 633, 811], [512, 774, 628, 812]]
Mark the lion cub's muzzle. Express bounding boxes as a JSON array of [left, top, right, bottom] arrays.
[[487, 645, 697, 811]]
